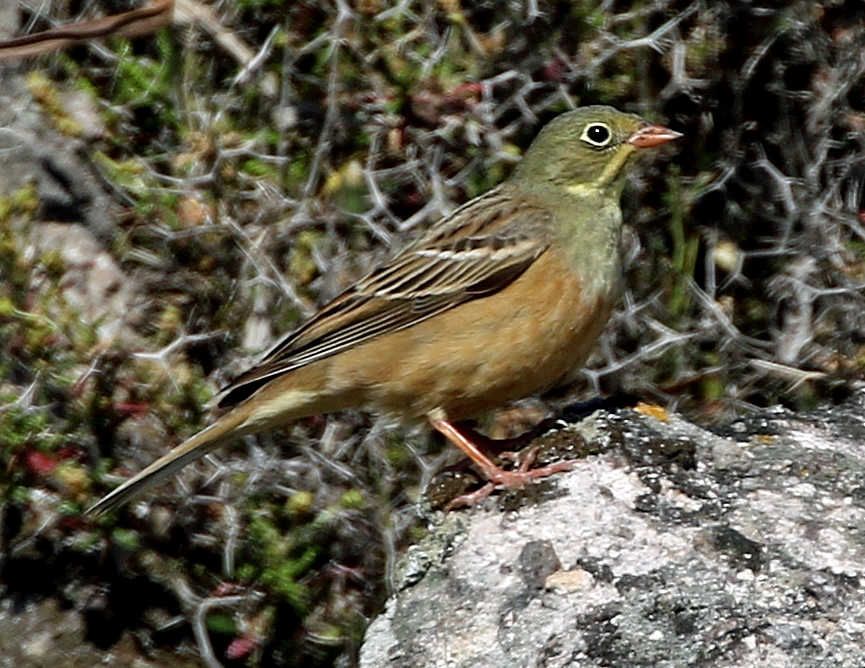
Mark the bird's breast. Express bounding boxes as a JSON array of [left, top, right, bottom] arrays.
[[556, 197, 623, 294], [328, 246, 619, 423]]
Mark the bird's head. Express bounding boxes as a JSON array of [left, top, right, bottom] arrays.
[[512, 105, 681, 196]]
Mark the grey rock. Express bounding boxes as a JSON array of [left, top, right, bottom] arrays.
[[0, 65, 140, 347], [0, 65, 119, 245], [361, 396, 865, 668], [31, 222, 141, 346]]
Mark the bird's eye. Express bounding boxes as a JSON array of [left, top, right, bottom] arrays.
[[581, 123, 612, 147]]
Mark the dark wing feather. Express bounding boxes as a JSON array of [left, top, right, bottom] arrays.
[[218, 184, 553, 408]]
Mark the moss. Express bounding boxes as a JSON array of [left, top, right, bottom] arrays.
[[0, 406, 79, 510], [286, 490, 315, 518], [90, 152, 149, 192], [53, 462, 92, 503], [111, 527, 141, 551], [110, 34, 179, 136], [206, 613, 238, 635], [289, 230, 325, 286], [339, 489, 364, 510], [245, 510, 320, 612], [26, 71, 83, 137], [241, 158, 280, 179], [0, 183, 39, 222]]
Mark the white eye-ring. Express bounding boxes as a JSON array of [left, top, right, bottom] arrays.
[[580, 122, 613, 147]]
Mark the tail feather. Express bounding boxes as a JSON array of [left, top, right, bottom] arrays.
[[86, 410, 253, 517], [86, 360, 344, 516]]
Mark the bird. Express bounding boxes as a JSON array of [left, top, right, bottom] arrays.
[[87, 105, 680, 516]]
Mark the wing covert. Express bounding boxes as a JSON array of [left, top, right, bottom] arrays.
[[218, 184, 556, 408]]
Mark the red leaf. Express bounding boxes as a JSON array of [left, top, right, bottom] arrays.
[[225, 635, 259, 661], [26, 450, 57, 476]]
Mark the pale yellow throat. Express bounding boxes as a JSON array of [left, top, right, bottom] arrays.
[[565, 145, 636, 196]]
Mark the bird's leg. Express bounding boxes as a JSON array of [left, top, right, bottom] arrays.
[[434, 420, 546, 475], [428, 411, 574, 508], [467, 416, 559, 456], [442, 445, 550, 510]]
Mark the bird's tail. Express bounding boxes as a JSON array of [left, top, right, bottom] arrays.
[[86, 406, 256, 517]]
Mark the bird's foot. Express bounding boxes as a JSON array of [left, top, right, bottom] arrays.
[[429, 413, 575, 510], [445, 482, 496, 510], [443, 452, 575, 510]]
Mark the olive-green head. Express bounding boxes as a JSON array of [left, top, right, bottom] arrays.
[[511, 105, 680, 195]]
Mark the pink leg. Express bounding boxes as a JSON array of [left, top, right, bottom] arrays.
[[428, 413, 574, 509]]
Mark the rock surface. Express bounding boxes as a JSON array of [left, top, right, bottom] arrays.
[[0, 597, 203, 668], [360, 395, 865, 668], [0, 65, 141, 348]]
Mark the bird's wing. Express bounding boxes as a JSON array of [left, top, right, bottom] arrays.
[[218, 184, 553, 408]]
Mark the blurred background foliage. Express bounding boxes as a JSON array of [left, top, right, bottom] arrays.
[[2, 0, 865, 666]]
